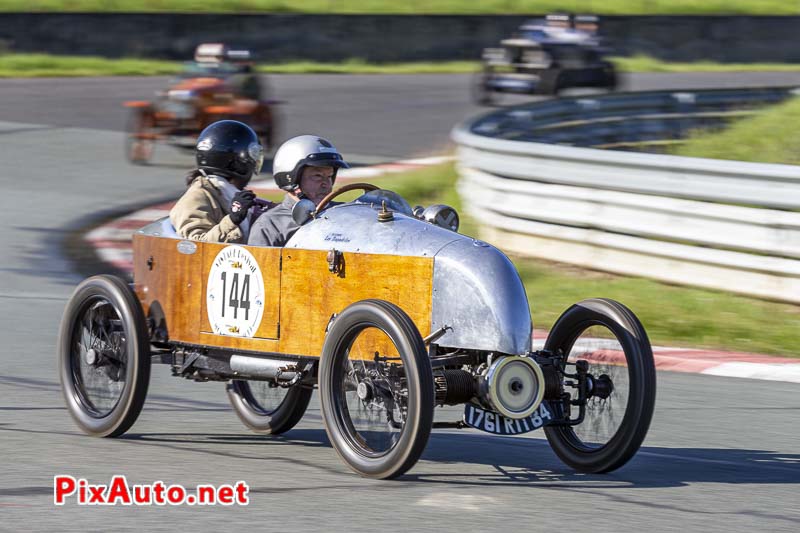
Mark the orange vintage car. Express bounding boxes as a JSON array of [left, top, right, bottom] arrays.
[[124, 44, 277, 164], [57, 185, 656, 479]]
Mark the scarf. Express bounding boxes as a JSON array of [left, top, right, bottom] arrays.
[[208, 175, 251, 239]]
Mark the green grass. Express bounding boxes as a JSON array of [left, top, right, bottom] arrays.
[[6, 52, 800, 78], [292, 162, 800, 356], [517, 261, 800, 357], [4, 0, 800, 15], [0, 53, 181, 77], [0, 53, 483, 77], [669, 96, 800, 165], [612, 54, 800, 73], [258, 60, 479, 74]]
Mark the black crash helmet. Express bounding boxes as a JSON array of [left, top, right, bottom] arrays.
[[195, 120, 264, 184]]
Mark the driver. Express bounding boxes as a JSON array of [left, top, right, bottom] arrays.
[[248, 135, 350, 247], [170, 120, 268, 243]]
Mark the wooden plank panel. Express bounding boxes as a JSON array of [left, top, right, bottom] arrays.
[[278, 249, 434, 357], [199, 243, 282, 339], [132, 234, 202, 344], [349, 327, 399, 362], [133, 237, 434, 358]]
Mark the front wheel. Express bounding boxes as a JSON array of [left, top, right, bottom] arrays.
[[226, 380, 312, 434], [58, 275, 151, 437], [319, 299, 434, 479], [543, 298, 656, 473]]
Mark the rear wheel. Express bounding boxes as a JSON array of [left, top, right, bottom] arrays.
[[599, 61, 618, 91], [125, 108, 155, 165], [226, 380, 312, 434], [537, 69, 563, 96], [319, 299, 434, 479], [472, 67, 496, 106], [58, 275, 151, 437], [543, 298, 656, 473]]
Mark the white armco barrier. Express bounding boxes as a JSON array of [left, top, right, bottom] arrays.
[[451, 125, 800, 304]]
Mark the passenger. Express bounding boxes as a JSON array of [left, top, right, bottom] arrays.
[[170, 120, 269, 243], [248, 135, 350, 247]]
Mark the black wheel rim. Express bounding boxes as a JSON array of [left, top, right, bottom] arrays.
[[235, 380, 290, 416], [559, 322, 631, 451], [69, 296, 129, 418], [332, 325, 408, 458]]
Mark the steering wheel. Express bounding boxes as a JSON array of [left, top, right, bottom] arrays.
[[315, 182, 380, 213]]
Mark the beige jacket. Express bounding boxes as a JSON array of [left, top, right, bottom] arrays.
[[169, 176, 245, 243]]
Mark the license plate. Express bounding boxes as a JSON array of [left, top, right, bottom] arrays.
[[463, 402, 553, 435]]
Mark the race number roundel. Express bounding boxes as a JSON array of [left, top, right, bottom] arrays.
[[206, 246, 265, 337]]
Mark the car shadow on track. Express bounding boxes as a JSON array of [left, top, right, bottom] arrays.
[[119, 427, 799, 487], [411, 431, 800, 488]]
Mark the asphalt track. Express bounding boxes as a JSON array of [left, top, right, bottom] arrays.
[[0, 72, 798, 531]]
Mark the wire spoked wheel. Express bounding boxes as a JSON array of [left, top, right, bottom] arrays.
[[58, 275, 151, 437], [543, 298, 656, 473], [226, 379, 312, 434], [319, 299, 433, 479]]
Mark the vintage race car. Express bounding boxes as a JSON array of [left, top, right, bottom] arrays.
[[58, 183, 656, 479], [123, 44, 276, 164], [474, 15, 617, 104]]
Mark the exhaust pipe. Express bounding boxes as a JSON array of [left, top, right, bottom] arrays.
[[230, 355, 298, 381]]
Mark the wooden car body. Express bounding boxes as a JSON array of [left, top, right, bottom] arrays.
[[131, 193, 532, 361]]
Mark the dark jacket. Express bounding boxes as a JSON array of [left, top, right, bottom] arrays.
[[247, 194, 299, 247]]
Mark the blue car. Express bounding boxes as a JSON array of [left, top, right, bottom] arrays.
[[474, 14, 618, 105]]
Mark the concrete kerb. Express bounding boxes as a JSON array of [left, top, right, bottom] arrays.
[[81, 157, 800, 384]]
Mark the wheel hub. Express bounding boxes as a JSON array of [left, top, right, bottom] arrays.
[[590, 374, 614, 400], [85, 348, 98, 366], [482, 356, 545, 419], [356, 381, 374, 402]]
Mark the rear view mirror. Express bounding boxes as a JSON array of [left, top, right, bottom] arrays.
[[292, 198, 317, 226]]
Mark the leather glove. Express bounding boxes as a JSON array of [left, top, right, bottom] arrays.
[[229, 190, 256, 225]]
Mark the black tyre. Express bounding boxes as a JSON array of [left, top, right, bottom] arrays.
[[537, 69, 563, 96], [58, 275, 151, 437], [601, 61, 618, 91], [543, 298, 656, 473], [124, 108, 155, 165], [319, 299, 434, 479], [226, 380, 312, 434], [471, 67, 496, 106]]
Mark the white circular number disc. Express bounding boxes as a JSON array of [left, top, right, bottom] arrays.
[[206, 246, 265, 337]]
